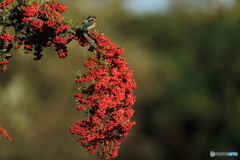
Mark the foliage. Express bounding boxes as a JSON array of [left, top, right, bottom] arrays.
[[113, 6, 240, 160]]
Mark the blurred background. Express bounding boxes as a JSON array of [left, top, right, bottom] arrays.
[[1, 0, 240, 159]]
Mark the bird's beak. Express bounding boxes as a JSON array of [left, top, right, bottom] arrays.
[[96, 17, 103, 20]]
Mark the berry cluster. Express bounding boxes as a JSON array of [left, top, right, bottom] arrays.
[[0, 32, 14, 72], [69, 32, 137, 160], [0, 126, 12, 141], [16, 0, 71, 59], [0, 0, 13, 9], [0, 0, 73, 71]]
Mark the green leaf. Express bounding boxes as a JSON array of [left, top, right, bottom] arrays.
[[5, 53, 12, 57], [17, 7, 22, 11], [77, 70, 82, 75]]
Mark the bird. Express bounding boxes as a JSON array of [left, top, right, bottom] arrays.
[[81, 15, 102, 32]]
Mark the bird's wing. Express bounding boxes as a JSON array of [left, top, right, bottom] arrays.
[[82, 21, 93, 31], [81, 19, 88, 25]]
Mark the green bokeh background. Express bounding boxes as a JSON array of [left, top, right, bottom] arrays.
[[1, 0, 240, 159]]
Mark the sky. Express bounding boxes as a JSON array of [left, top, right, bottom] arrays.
[[123, 0, 170, 14], [123, 0, 235, 15]]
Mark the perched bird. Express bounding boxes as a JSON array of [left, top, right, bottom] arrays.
[[81, 15, 102, 32]]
